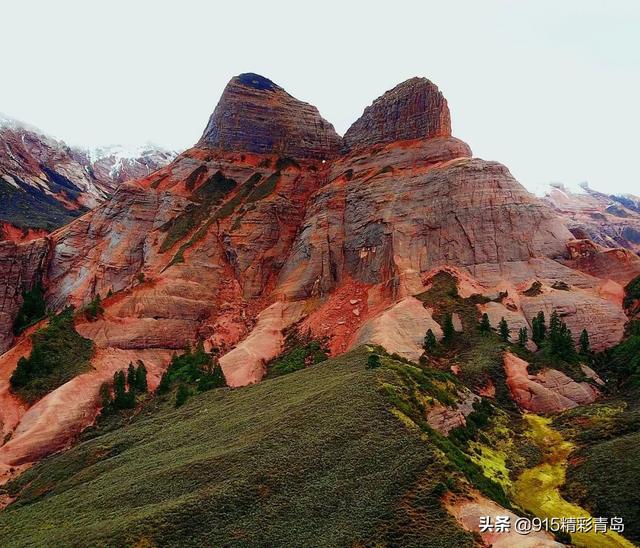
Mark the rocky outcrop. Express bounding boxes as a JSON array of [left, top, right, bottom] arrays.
[[504, 352, 598, 414], [563, 239, 640, 285], [198, 73, 342, 159], [352, 296, 442, 362], [219, 301, 307, 387], [446, 491, 564, 547], [343, 77, 451, 150], [0, 223, 48, 243], [426, 390, 479, 435]]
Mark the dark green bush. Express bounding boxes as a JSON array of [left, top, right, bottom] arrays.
[[175, 384, 190, 407], [268, 337, 329, 377], [367, 354, 381, 369]]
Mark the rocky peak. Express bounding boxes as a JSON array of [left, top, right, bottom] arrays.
[[198, 73, 342, 159], [343, 77, 451, 150]]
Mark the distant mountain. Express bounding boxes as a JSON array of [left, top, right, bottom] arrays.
[[0, 115, 176, 239], [540, 182, 640, 255]]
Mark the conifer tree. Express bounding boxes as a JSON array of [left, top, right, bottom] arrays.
[[126, 362, 137, 393], [442, 313, 455, 345], [498, 317, 510, 342], [549, 310, 561, 339], [158, 371, 171, 394], [113, 370, 126, 400], [479, 313, 491, 334], [99, 381, 112, 409], [135, 362, 148, 393], [579, 329, 590, 355], [518, 327, 528, 347], [423, 329, 437, 352], [84, 294, 104, 321], [532, 311, 546, 346]]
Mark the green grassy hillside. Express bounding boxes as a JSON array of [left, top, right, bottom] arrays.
[[0, 348, 473, 547]]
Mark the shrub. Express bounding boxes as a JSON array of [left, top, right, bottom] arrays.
[[367, 354, 381, 369], [158, 343, 226, 400], [523, 281, 542, 297], [268, 335, 329, 377], [175, 384, 190, 407]]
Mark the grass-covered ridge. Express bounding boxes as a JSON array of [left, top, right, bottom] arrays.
[[553, 387, 640, 544], [0, 348, 473, 547]]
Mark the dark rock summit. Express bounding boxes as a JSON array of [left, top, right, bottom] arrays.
[[198, 73, 342, 159], [343, 77, 451, 150]]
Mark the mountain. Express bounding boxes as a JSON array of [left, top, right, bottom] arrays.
[[541, 182, 640, 255], [0, 74, 639, 546], [0, 115, 176, 239]]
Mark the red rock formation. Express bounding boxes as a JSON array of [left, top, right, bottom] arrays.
[[563, 239, 640, 285], [352, 296, 442, 362], [504, 352, 599, 414], [198, 73, 342, 159], [0, 72, 638, 474], [343, 77, 451, 150], [446, 491, 563, 547]]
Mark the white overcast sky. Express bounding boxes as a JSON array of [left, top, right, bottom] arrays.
[[1, 0, 638, 195]]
